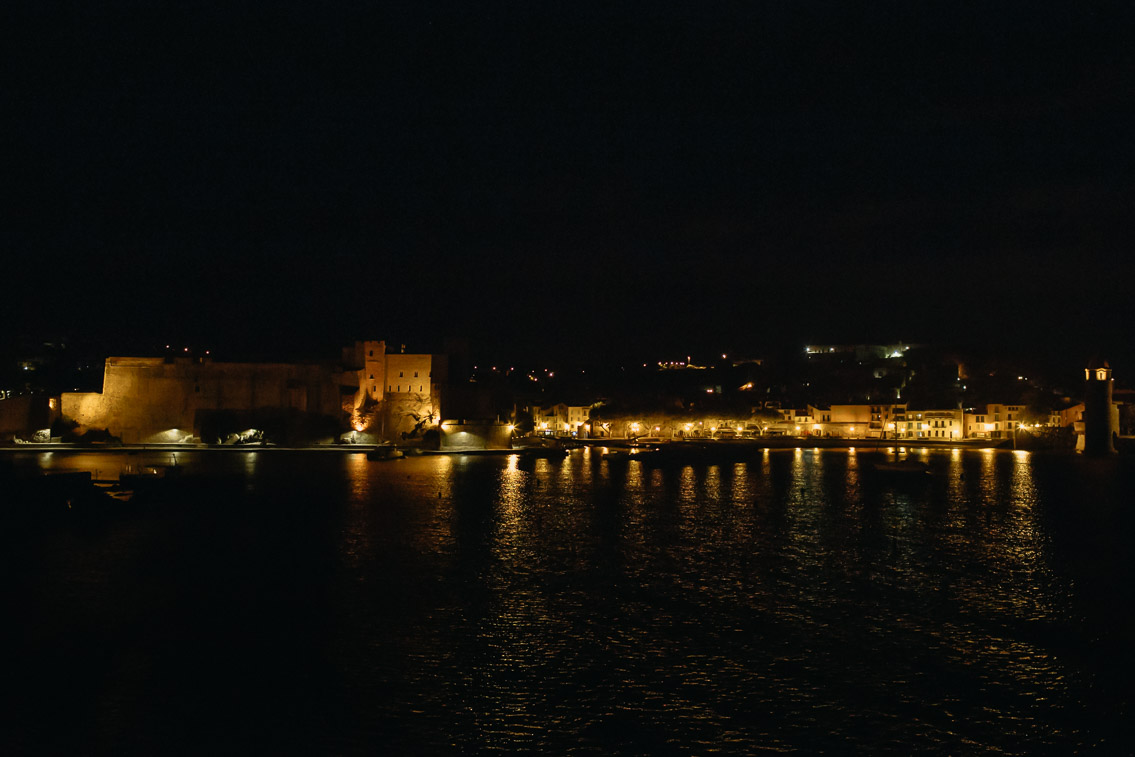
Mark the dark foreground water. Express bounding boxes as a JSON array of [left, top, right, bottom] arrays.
[[4, 448, 1135, 754]]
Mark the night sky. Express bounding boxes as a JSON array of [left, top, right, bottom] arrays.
[[5, 4, 1133, 366]]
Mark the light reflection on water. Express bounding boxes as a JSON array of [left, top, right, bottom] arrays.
[[7, 448, 1135, 753]]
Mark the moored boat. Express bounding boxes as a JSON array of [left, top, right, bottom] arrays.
[[520, 447, 569, 460], [366, 446, 404, 461], [873, 459, 929, 473]]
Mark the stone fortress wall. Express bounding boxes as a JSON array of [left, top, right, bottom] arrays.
[[63, 356, 353, 444], [61, 342, 448, 444]]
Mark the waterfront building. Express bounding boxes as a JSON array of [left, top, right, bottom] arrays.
[[827, 405, 872, 438], [964, 404, 1026, 440], [909, 408, 965, 440], [532, 403, 593, 436]]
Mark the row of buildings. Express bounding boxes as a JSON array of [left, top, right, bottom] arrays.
[[531, 360, 1122, 452], [531, 399, 1118, 443], [533, 401, 1056, 440], [2, 339, 1123, 450]]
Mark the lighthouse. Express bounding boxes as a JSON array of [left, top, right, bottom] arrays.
[[1082, 357, 1117, 456]]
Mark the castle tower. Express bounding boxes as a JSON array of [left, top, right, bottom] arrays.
[[362, 340, 386, 403], [1083, 356, 1116, 456]]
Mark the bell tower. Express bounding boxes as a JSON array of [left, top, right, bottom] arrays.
[[1083, 356, 1116, 456]]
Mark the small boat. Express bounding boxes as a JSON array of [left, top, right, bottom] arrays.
[[119, 462, 181, 486], [520, 447, 568, 460], [873, 459, 929, 473], [366, 446, 404, 461]]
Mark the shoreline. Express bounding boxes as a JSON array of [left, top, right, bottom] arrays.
[[0, 438, 1066, 455]]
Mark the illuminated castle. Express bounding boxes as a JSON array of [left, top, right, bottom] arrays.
[[61, 341, 446, 444]]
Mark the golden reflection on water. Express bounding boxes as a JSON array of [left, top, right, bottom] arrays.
[[731, 462, 750, 506], [677, 465, 698, 508], [343, 452, 369, 500], [325, 448, 1102, 750], [704, 465, 721, 502]]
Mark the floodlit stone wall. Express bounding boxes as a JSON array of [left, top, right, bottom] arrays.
[[62, 356, 350, 443], [0, 394, 56, 438], [59, 344, 449, 444], [384, 353, 434, 395]]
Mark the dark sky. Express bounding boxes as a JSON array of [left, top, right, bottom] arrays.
[[4, 3, 1133, 365]]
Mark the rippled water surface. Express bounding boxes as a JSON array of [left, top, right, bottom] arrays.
[[6, 448, 1135, 753]]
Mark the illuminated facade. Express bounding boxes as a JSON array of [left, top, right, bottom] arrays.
[[912, 409, 964, 439], [61, 341, 446, 444], [964, 404, 1025, 440], [534, 403, 591, 436], [803, 404, 964, 439]]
